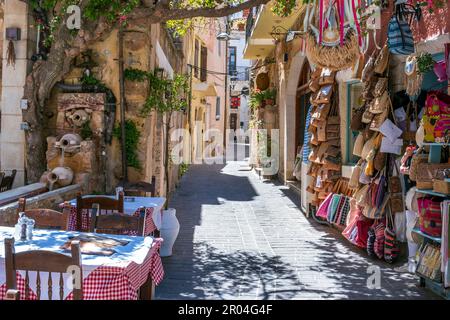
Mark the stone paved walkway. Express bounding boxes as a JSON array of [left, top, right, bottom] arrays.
[[156, 160, 438, 300]]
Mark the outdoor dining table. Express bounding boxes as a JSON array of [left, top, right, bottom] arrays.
[[0, 226, 164, 300], [61, 196, 166, 235]]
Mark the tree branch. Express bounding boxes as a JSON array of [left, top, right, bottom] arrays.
[[130, 0, 270, 22]]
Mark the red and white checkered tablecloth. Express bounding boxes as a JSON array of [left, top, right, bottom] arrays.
[[0, 239, 164, 300], [66, 206, 157, 236]]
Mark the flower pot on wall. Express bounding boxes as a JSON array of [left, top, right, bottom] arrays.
[[256, 72, 270, 91], [160, 208, 180, 257], [263, 105, 277, 131]]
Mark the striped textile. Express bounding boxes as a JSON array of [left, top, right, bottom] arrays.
[[302, 105, 313, 164], [387, 17, 414, 55]]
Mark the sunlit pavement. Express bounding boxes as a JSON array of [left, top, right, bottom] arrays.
[[156, 158, 437, 300]]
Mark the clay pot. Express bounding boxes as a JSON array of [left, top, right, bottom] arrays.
[[57, 134, 82, 149], [256, 72, 270, 91], [160, 208, 180, 257], [69, 109, 90, 127], [47, 167, 74, 190]]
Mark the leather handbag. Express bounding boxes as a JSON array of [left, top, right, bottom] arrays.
[[349, 160, 363, 190], [350, 107, 365, 131], [314, 85, 334, 104], [373, 78, 389, 97], [318, 69, 336, 86], [309, 77, 321, 92], [370, 107, 389, 132], [374, 44, 389, 74], [325, 145, 340, 158], [369, 91, 389, 114], [362, 108, 375, 124], [317, 120, 328, 142], [353, 132, 364, 157], [362, 50, 378, 83], [311, 103, 331, 120]]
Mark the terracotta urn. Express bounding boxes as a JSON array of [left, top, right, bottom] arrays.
[[160, 208, 180, 257], [47, 167, 74, 190]]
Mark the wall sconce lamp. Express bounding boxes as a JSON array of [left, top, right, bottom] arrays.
[[6, 28, 21, 67]]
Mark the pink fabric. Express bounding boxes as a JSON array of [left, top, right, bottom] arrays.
[[355, 216, 372, 249], [317, 193, 333, 219], [342, 202, 361, 240], [0, 240, 163, 300], [352, 0, 363, 47], [319, 0, 324, 44], [338, 0, 344, 46]]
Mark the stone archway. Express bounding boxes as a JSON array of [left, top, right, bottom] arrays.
[[280, 51, 306, 182]]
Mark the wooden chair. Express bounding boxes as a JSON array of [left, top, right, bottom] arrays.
[[90, 203, 145, 236], [75, 192, 124, 231], [4, 237, 83, 300], [121, 176, 156, 197], [16, 198, 71, 230], [0, 170, 16, 192]]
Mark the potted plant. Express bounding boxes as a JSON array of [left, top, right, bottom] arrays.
[[249, 89, 266, 109], [263, 88, 277, 106]]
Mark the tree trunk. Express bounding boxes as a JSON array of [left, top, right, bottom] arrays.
[[22, 10, 110, 183]]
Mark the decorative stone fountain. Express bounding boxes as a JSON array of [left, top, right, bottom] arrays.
[[42, 91, 114, 193]]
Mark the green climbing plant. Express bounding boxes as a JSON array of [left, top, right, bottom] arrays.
[[124, 68, 190, 116], [113, 119, 141, 169], [417, 52, 435, 74]]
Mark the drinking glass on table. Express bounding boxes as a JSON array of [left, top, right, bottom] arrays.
[[116, 187, 124, 199]]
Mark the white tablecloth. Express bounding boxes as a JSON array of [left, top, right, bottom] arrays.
[[66, 196, 166, 230], [0, 227, 155, 300]]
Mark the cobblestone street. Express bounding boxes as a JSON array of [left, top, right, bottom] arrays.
[[156, 160, 437, 300]]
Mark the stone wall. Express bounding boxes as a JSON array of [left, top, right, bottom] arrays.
[[0, 184, 81, 227]]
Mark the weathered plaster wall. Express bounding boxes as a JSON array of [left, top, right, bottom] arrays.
[[43, 22, 185, 197], [0, 0, 33, 188]]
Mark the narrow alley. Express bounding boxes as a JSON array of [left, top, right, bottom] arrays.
[[156, 160, 436, 300]]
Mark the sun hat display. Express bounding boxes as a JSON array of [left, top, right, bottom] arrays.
[[305, 0, 361, 71]]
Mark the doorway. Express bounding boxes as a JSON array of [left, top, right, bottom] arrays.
[[295, 61, 311, 162]]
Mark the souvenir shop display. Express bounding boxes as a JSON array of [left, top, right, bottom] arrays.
[[416, 243, 442, 283], [300, 0, 450, 297], [307, 68, 343, 207]]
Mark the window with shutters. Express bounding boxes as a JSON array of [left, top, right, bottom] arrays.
[[194, 39, 199, 78], [200, 46, 207, 82]]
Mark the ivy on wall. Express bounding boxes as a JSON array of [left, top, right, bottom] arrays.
[[113, 119, 141, 169]]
